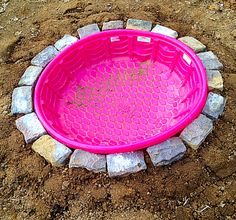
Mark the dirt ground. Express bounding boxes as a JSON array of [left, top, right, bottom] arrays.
[[0, 0, 236, 219]]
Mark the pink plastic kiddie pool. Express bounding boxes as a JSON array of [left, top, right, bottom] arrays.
[[34, 30, 207, 154]]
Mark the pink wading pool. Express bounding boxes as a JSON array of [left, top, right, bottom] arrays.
[[34, 30, 207, 154]]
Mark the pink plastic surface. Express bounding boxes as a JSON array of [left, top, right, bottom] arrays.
[[34, 30, 207, 154]]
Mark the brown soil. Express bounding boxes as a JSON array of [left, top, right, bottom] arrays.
[[0, 0, 236, 219]]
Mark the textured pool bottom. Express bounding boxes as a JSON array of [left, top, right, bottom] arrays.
[[12, 19, 225, 177], [58, 60, 185, 146]]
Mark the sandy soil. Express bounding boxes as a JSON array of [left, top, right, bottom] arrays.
[[0, 0, 236, 219]]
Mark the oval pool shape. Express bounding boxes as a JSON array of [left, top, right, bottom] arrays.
[[34, 30, 207, 154]]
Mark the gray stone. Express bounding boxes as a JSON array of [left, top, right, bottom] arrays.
[[102, 20, 124, 31], [16, 112, 47, 144], [180, 114, 213, 150], [69, 149, 106, 172], [32, 135, 72, 166], [197, 51, 223, 70], [126, 19, 152, 31], [78, 24, 100, 39], [151, 24, 178, 38], [18, 66, 43, 86], [54, 34, 78, 51], [107, 151, 147, 177], [31, 46, 59, 68], [202, 92, 225, 120], [179, 36, 206, 53], [147, 137, 186, 166], [11, 86, 33, 114], [206, 69, 223, 91]]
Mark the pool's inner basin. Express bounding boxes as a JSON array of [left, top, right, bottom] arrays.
[[34, 30, 207, 153]]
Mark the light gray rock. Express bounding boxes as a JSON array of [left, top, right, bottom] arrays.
[[11, 86, 33, 114], [197, 51, 223, 70], [180, 114, 213, 150], [31, 46, 59, 68], [179, 36, 206, 53], [206, 69, 223, 91], [102, 20, 124, 31], [107, 151, 147, 177], [18, 66, 43, 86], [151, 24, 178, 38], [69, 149, 106, 172], [147, 137, 186, 166], [32, 135, 72, 166], [16, 112, 47, 144], [202, 92, 225, 120], [54, 34, 78, 51], [78, 24, 100, 39], [126, 19, 152, 31]]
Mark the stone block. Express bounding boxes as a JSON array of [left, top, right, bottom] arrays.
[[107, 151, 147, 177], [202, 92, 225, 120], [18, 66, 43, 86], [16, 113, 47, 144], [180, 114, 213, 150], [78, 24, 100, 39], [126, 19, 152, 31], [147, 137, 186, 166], [152, 24, 178, 38], [179, 36, 206, 53], [32, 135, 72, 166], [69, 149, 106, 172], [31, 46, 59, 68], [54, 34, 78, 51], [11, 86, 32, 114]]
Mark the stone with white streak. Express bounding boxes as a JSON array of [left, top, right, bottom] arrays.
[[16, 113, 47, 144], [202, 92, 225, 120], [179, 36, 206, 53], [102, 20, 124, 31], [78, 24, 100, 39], [206, 69, 223, 91], [197, 51, 223, 70], [18, 66, 43, 86], [32, 135, 72, 166], [54, 34, 78, 51], [69, 149, 106, 172], [180, 114, 213, 150], [107, 151, 147, 177], [31, 46, 59, 68], [11, 86, 33, 114], [152, 24, 178, 38], [147, 137, 186, 166], [126, 19, 152, 31]]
